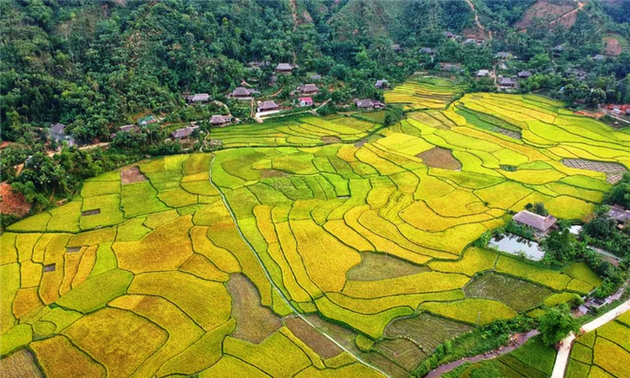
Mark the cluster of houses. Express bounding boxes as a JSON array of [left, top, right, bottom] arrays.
[[609, 105, 630, 118]]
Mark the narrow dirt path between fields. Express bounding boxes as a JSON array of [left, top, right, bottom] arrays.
[[207, 155, 391, 378], [551, 298, 630, 378]]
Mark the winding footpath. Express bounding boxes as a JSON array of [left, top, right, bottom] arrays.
[[551, 298, 630, 378]]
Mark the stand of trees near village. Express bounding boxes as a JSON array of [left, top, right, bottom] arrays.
[[1, 0, 630, 216]]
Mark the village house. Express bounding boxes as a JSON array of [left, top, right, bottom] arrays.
[[111, 124, 137, 138], [309, 74, 322, 81], [494, 52, 512, 60], [443, 31, 457, 39], [49, 123, 76, 147], [210, 115, 234, 127], [607, 205, 630, 227], [498, 77, 518, 89], [296, 84, 319, 95], [464, 38, 484, 46], [440, 63, 462, 72], [257, 100, 280, 113], [276, 63, 293, 74], [512, 210, 557, 237], [626, 109, 630, 116], [392, 44, 402, 52], [171, 125, 199, 140], [518, 71, 532, 79], [420, 47, 434, 55], [138, 115, 158, 126], [354, 99, 385, 111], [110, 124, 138, 139], [231, 87, 259, 99], [119, 124, 137, 133], [612, 107, 622, 116], [375, 79, 389, 89], [186, 93, 210, 103], [476, 70, 491, 78], [298, 97, 313, 107], [593, 54, 606, 61]]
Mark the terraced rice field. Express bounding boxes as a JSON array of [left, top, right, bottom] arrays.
[[208, 114, 382, 148], [2, 91, 630, 377], [565, 312, 630, 378], [384, 76, 465, 110]]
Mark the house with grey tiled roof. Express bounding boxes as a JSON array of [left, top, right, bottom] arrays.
[[607, 205, 630, 224], [257, 100, 280, 113], [297, 84, 319, 95], [186, 93, 210, 103], [210, 115, 233, 127], [276, 63, 293, 73], [171, 125, 199, 140], [49, 123, 76, 148], [375, 79, 389, 89]]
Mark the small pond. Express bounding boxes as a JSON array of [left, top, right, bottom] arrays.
[[488, 233, 545, 261]]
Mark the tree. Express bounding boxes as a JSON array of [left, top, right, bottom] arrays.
[[587, 88, 606, 107], [383, 106, 403, 126], [539, 304, 579, 346], [532, 202, 548, 216]]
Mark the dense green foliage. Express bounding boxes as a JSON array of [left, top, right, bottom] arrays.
[[538, 304, 579, 346]]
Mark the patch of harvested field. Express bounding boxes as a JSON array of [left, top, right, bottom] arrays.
[[227, 274, 282, 344], [385, 313, 473, 352], [120, 166, 147, 185], [373, 338, 428, 372], [261, 169, 290, 179], [321, 136, 341, 144], [0, 349, 43, 378], [347, 252, 430, 281], [0, 183, 31, 217], [562, 159, 627, 183], [463, 273, 553, 312], [418, 147, 462, 170], [283, 316, 343, 358]]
